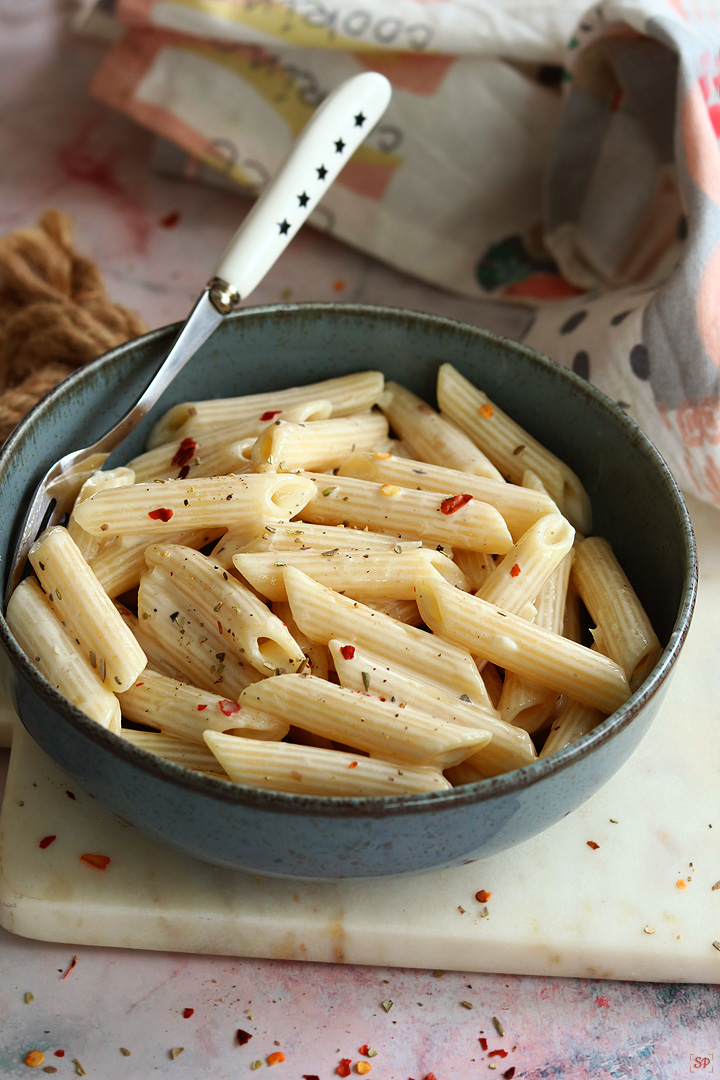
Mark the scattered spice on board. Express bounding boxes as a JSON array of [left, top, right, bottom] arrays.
[[488, 1049, 509, 1059], [251, 1061, 263, 1070], [43, 1068, 58, 1075], [39, 835, 56, 849], [492, 1016, 506, 1037], [479, 1038, 488, 1051], [503, 1069, 516, 1079], [23, 1050, 45, 1067], [61, 956, 78, 980], [676, 879, 688, 889], [460, 1000, 474, 1009], [80, 853, 110, 870], [302, 1076, 320, 1080], [337, 1059, 352, 1077], [170, 1047, 184, 1060], [356, 1064, 372, 1075], [475, 890, 492, 903], [182, 1008, 194, 1019], [712, 881, 720, 891], [712, 941, 720, 952], [66, 791, 76, 800], [54, 1051, 65, 1058], [160, 210, 181, 228], [236, 1030, 253, 1045], [72, 1060, 86, 1077], [24, 992, 34, 1003], [439, 493, 473, 515], [381, 1000, 393, 1012], [586, 841, 600, 850], [119, 1048, 131, 1056], [267, 1051, 285, 1065]]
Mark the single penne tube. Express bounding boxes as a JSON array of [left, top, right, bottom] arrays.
[[144, 544, 305, 675], [28, 526, 146, 692], [89, 527, 225, 599], [7, 577, 122, 730], [121, 729, 226, 773], [539, 697, 607, 758], [380, 381, 504, 481], [497, 552, 573, 732], [328, 640, 535, 776], [71, 473, 316, 537], [67, 466, 137, 560], [272, 600, 330, 680], [283, 566, 489, 704], [218, 521, 449, 559], [337, 451, 557, 540], [297, 472, 513, 553], [136, 566, 263, 697], [118, 669, 289, 743], [251, 411, 389, 473], [572, 536, 662, 690], [436, 363, 592, 533], [415, 575, 631, 714], [474, 512, 575, 618], [204, 731, 452, 796], [239, 674, 491, 767], [233, 548, 467, 602], [129, 400, 335, 482], [146, 371, 385, 447]]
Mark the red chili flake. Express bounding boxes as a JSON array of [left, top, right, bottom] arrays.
[[424, 1074, 438, 1080], [80, 853, 111, 870], [479, 403, 494, 419], [340, 645, 356, 660], [182, 1008, 194, 1019], [439, 493, 473, 515], [260, 410, 282, 421], [503, 1070, 516, 1079], [475, 889, 492, 903], [171, 437, 197, 469], [177, 465, 190, 480], [348, 761, 358, 769], [587, 840, 600, 850], [54, 1050, 65, 1058], [236, 1029, 253, 1045], [148, 507, 173, 522], [359, 1046, 370, 1056], [488, 1049, 509, 1059], [302, 1076, 320, 1080], [337, 1059, 352, 1077], [61, 955, 78, 980], [219, 700, 241, 716], [197, 704, 208, 711], [217, 620, 223, 634], [479, 1037, 488, 1050], [160, 210, 181, 228], [267, 1052, 285, 1065], [509, 563, 521, 577], [39, 835, 57, 849]]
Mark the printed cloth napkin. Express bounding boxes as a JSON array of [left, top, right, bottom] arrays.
[[91, 0, 720, 510]]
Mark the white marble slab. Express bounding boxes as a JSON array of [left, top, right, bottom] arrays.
[[1, 494, 719, 982]]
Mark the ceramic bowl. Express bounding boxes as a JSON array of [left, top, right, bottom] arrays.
[[0, 304, 697, 879]]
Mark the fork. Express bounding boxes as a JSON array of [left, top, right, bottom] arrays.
[[5, 71, 391, 598]]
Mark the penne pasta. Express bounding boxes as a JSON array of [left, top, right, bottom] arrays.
[[118, 668, 289, 743], [89, 527, 224, 599], [283, 566, 489, 704], [337, 451, 557, 541], [233, 547, 467, 602], [67, 466, 136, 560], [71, 473, 316, 537], [251, 411, 388, 473], [204, 731, 452, 796], [415, 574, 631, 714], [6, 577, 122, 730], [539, 697, 607, 758], [147, 370, 385, 447], [239, 674, 491, 767], [143, 544, 306, 676], [436, 363, 592, 533], [28, 526, 146, 693], [121, 729, 227, 774], [572, 536, 662, 690], [380, 381, 504, 481], [297, 472, 514, 553]]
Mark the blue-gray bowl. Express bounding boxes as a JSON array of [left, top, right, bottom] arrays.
[[0, 304, 697, 879]]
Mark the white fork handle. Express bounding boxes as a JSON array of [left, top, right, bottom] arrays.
[[213, 71, 391, 299]]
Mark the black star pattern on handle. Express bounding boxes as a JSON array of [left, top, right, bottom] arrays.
[[278, 219, 291, 235], [354, 111, 366, 128], [334, 137, 346, 154], [316, 164, 328, 180], [297, 191, 310, 207]]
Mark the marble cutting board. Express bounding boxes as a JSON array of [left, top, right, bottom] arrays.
[[0, 494, 718, 983]]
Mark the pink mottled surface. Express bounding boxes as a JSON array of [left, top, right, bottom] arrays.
[[0, 3, 717, 1077]]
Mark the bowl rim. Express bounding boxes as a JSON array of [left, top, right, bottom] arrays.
[[0, 301, 699, 819]]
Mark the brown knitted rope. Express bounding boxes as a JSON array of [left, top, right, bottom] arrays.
[[0, 209, 148, 443]]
